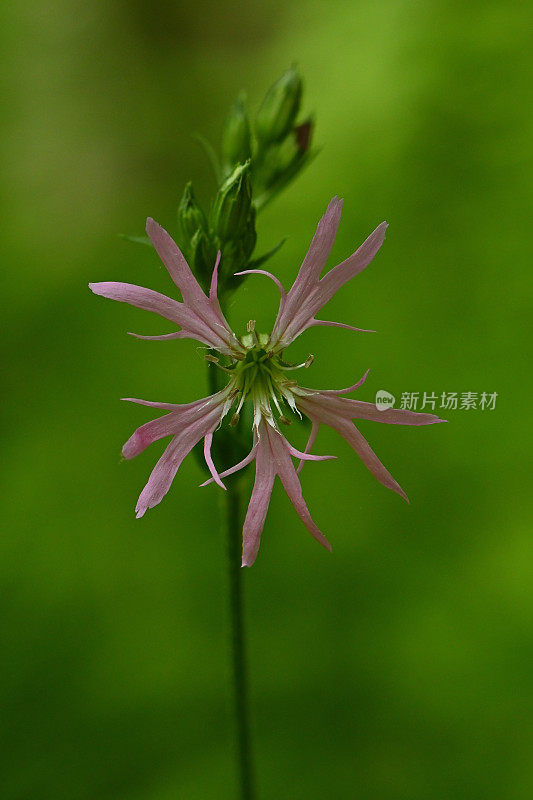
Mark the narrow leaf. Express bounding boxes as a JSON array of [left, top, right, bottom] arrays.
[[192, 133, 222, 184], [247, 237, 287, 269], [119, 234, 154, 248], [255, 147, 321, 212]]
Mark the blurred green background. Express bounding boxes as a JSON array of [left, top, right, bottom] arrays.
[[2, 0, 531, 798]]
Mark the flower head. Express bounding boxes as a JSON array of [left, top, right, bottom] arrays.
[[90, 198, 445, 566]]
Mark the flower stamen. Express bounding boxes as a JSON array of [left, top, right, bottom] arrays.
[[205, 354, 236, 374]]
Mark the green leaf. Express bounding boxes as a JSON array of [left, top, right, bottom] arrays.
[[119, 234, 154, 248], [254, 147, 321, 212], [192, 133, 222, 184], [247, 237, 287, 269]]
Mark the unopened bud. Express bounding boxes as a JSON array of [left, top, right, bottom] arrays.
[[254, 136, 300, 192], [222, 94, 252, 171], [218, 206, 256, 281], [190, 229, 217, 287], [211, 162, 252, 242], [177, 182, 207, 246], [256, 67, 302, 144], [224, 206, 257, 271]]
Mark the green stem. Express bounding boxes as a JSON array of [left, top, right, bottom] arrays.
[[223, 480, 255, 800]]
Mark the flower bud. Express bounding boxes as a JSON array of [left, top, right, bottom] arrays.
[[211, 161, 252, 242], [221, 206, 257, 277], [221, 94, 252, 172], [177, 182, 207, 247], [190, 228, 217, 282], [254, 137, 296, 192], [253, 121, 314, 202], [255, 67, 302, 144]]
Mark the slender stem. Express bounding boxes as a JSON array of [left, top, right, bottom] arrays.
[[223, 480, 255, 800]]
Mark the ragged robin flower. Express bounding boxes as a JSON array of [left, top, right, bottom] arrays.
[[90, 197, 445, 566]]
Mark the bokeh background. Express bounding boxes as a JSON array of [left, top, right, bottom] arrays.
[[2, 1, 531, 798]]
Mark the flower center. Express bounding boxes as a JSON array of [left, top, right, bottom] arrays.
[[223, 323, 311, 430]]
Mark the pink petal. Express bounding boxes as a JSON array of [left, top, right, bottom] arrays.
[[241, 435, 276, 567], [289, 196, 343, 297], [127, 331, 185, 341], [122, 410, 181, 459], [266, 425, 331, 552], [341, 401, 446, 426], [235, 269, 287, 303], [123, 392, 229, 461], [122, 398, 181, 410], [296, 421, 320, 475], [318, 221, 388, 301], [122, 393, 224, 413], [146, 219, 243, 356], [209, 251, 222, 303], [203, 432, 226, 490], [146, 218, 209, 308], [135, 437, 190, 518], [89, 282, 230, 351], [235, 268, 288, 322], [333, 418, 409, 502], [268, 197, 342, 348], [295, 392, 412, 501], [287, 441, 335, 463], [268, 207, 387, 350], [200, 441, 258, 487], [89, 282, 184, 325], [122, 392, 230, 514], [298, 388, 445, 426], [308, 319, 376, 334], [232, 423, 333, 565], [134, 401, 226, 517], [319, 369, 370, 396]]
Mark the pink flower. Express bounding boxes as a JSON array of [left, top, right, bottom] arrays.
[[90, 199, 445, 565]]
